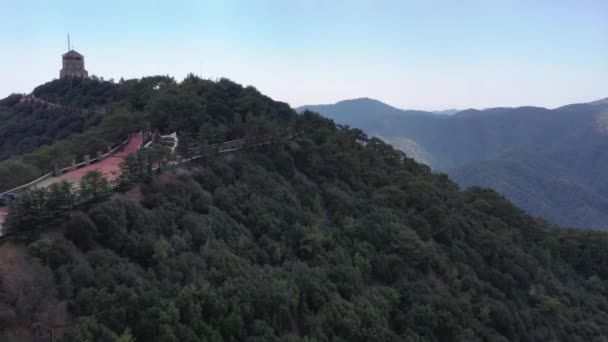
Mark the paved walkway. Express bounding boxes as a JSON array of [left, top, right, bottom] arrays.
[[35, 133, 143, 189], [0, 131, 284, 234], [0, 92, 139, 234], [0, 134, 143, 234]]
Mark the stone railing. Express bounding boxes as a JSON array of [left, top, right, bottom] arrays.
[[2, 130, 288, 198], [23, 94, 107, 115], [0, 136, 133, 198], [0, 95, 126, 198], [52, 137, 131, 176], [0, 172, 54, 197]]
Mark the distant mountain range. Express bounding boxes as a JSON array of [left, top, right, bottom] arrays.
[[297, 97, 608, 229]]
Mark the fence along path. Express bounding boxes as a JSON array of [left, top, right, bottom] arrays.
[[25, 94, 106, 115], [0, 133, 143, 234], [0, 133, 281, 233], [35, 133, 144, 188], [1, 95, 292, 232], [0, 94, 142, 196], [0, 95, 139, 233], [0, 133, 142, 197]]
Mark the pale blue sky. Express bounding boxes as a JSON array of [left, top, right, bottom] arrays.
[[1, 0, 606, 110]]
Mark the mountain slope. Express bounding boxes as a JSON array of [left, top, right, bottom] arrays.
[[589, 97, 608, 106], [300, 99, 606, 170], [301, 98, 608, 229], [0, 94, 105, 161], [297, 99, 441, 165], [298, 98, 434, 128], [451, 152, 608, 228], [0, 77, 176, 192], [3, 77, 608, 341], [374, 134, 435, 166]]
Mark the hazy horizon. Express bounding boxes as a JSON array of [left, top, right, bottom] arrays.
[[1, 0, 606, 110]]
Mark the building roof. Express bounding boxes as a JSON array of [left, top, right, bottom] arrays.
[[62, 50, 84, 58]]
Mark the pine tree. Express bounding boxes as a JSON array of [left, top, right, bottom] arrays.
[[114, 328, 136, 342], [118, 153, 146, 188], [79, 170, 111, 203], [4, 187, 50, 238], [46, 181, 76, 215]]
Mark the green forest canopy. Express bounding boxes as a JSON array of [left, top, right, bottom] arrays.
[[0, 75, 288, 192], [2, 76, 608, 341]]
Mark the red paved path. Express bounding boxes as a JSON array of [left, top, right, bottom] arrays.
[[32, 133, 143, 191], [57, 133, 143, 182], [0, 133, 143, 233]]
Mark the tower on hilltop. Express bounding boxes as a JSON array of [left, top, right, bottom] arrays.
[[60, 35, 88, 79]]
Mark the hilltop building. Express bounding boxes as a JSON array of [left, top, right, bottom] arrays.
[[60, 35, 88, 79], [60, 49, 88, 79]]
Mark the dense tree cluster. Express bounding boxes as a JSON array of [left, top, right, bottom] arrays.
[[0, 94, 104, 162], [451, 152, 608, 228], [0, 75, 291, 192], [4, 170, 111, 240], [0, 76, 176, 192], [2, 77, 608, 341], [32, 77, 123, 109]]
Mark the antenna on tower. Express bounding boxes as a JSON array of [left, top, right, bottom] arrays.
[[67, 34, 71, 51]]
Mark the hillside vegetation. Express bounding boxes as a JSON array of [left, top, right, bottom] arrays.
[[0, 94, 105, 161], [0, 78, 144, 192], [299, 98, 608, 229], [2, 77, 608, 341], [451, 152, 608, 228]]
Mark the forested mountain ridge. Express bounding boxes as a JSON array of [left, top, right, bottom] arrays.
[[0, 94, 105, 161], [2, 77, 608, 341], [299, 98, 608, 229], [0, 76, 180, 192], [298, 99, 608, 170], [451, 151, 608, 228]]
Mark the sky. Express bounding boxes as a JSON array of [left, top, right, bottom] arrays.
[[0, 0, 606, 110]]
